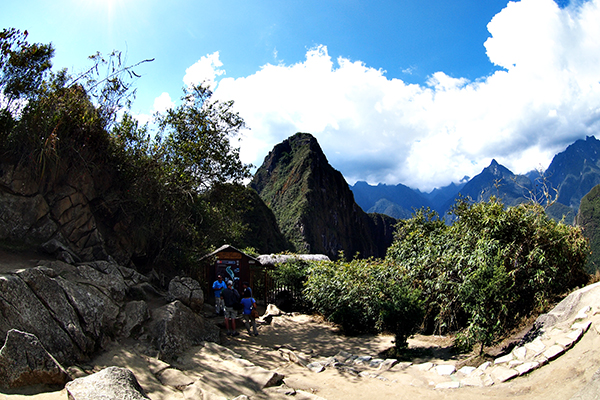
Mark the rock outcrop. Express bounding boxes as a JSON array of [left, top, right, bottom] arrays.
[[0, 329, 70, 390], [0, 259, 218, 374], [251, 132, 396, 259], [168, 276, 204, 313], [149, 300, 220, 363], [0, 163, 134, 265]]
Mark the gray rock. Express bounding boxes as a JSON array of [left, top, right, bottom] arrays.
[[0, 272, 84, 365], [157, 368, 195, 389], [76, 261, 128, 302], [435, 364, 456, 376], [306, 362, 325, 373], [150, 301, 220, 362], [490, 365, 519, 383], [543, 344, 566, 361], [515, 361, 540, 376], [120, 300, 150, 338], [56, 274, 121, 344], [66, 366, 149, 400], [0, 329, 69, 389], [535, 282, 600, 330], [435, 381, 460, 389], [16, 267, 93, 353], [378, 359, 398, 371], [168, 276, 204, 312]]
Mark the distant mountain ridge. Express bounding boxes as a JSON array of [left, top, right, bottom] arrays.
[[351, 135, 600, 222]]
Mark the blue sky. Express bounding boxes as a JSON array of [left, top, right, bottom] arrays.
[[3, 0, 600, 191]]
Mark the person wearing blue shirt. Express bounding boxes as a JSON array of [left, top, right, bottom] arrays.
[[241, 290, 258, 336], [212, 275, 226, 315]]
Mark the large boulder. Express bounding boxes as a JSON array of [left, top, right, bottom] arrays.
[[0, 329, 70, 390], [65, 366, 149, 400], [0, 270, 86, 365], [149, 301, 220, 362], [0, 260, 139, 366], [168, 276, 204, 313]]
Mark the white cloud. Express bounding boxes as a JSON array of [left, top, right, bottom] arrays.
[[183, 51, 226, 88], [204, 0, 600, 192], [153, 92, 175, 113]]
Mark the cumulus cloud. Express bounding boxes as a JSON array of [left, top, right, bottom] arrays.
[[183, 51, 226, 88], [153, 92, 175, 113], [169, 0, 600, 192]]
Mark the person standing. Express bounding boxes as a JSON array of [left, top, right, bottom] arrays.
[[221, 280, 240, 336], [241, 290, 259, 336], [242, 281, 252, 298], [212, 275, 226, 316]]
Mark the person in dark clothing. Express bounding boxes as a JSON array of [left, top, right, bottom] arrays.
[[221, 280, 240, 336], [242, 281, 252, 298]]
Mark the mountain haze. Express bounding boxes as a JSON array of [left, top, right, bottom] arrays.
[[351, 135, 600, 223]]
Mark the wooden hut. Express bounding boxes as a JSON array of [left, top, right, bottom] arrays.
[[200, 245, 262, 300], [200, 246, 330, 306]]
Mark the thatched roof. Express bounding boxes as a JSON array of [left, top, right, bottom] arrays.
[[257, 254, 330, 267]]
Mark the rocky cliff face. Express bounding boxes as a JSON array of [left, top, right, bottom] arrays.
[[1, 163, 105, 262], [251, 132, 396, 259]]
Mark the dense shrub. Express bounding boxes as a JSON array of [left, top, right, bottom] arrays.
[[387, 197, 590, 352], [304, 258, 423, 349]]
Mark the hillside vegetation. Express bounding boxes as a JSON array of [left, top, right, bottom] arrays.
[[0, 28, 288, 276]]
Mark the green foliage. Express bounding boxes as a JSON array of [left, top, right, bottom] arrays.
[[304, 258, 423, 349], [155, 83, 250, 194], [0, 32, 257, 275], [0, 28, 54, 110], [387, 196, 589, 351], [271, 258, 311, 290], [576, 184, 600, 273], [270, 258, 312, 310]]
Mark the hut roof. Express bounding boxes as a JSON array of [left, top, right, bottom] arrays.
[[200, 244, 260, 263], [257, 254, 330, 267]]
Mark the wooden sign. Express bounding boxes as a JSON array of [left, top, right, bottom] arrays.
[[217, 251, 242, 260]]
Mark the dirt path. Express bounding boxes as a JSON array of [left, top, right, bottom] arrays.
[[222, 313, 600, 400]]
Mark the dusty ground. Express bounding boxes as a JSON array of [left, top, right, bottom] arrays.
[[1, 249, 600, 400]]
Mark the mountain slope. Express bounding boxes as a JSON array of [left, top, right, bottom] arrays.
[[351, 181, 431, 215], [251, 132, 396, 259], [546, 136, 600, 210], [350, 136, 600, 222], [575, 183, 600, 273]]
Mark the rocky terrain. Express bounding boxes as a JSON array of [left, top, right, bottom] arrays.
[[2, 246, 600, 399]]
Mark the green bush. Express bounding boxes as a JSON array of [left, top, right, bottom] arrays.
[[387, 197, 590, 351], [304, 258, 423, 349]]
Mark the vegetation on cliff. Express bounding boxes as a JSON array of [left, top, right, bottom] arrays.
[[251, 132, 396, 259], [576, 183, 600, 273], [0, 28, 286, 274]]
